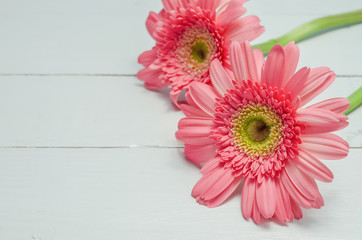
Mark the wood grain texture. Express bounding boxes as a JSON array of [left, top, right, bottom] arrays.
[[0, 0, 361, 74], [0, 0, 361, 239], [0, 148, 361, 240], [0, 76, 360, 147]]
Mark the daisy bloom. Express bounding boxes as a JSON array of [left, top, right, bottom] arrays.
[[175, 41, 349, 223], [137, 0, 264, 107]]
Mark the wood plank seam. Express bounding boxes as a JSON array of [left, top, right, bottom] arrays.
[[0, 74, 361, 78], [0, 146, 360, 149]]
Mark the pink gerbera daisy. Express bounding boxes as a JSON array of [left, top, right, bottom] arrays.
[[176, 41, 349, 223], [137, 0, 264, 107]]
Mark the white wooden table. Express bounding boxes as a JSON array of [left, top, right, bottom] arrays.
[[0, 0, 361, 239]]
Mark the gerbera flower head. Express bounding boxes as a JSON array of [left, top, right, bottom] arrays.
[[176, 41, 349, 223], [137, 0, 264, 107]]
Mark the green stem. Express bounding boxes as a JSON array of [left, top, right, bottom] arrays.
[[344, 87, 362, 115], [253, 10, 362, 115], [253, 10, 362, 55]]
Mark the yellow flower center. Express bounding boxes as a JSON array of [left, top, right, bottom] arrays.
[[176, 26, 216, 77], [191, 41, 209, 63], [231, 104, 283, 158], [246, 119, 271, 143]]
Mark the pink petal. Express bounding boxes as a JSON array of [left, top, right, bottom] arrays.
[[281, 42, 300, 87], [200, 157, 221, 175], [289, 169, 324, 209], [299, 67, 336, 106], [242, 177, 256, 219], [301, 144, 348, 160], [288, 163, 324, 209], [207, 177, 243, 207], [296, 108, 349, 134], [169, 89, 182, 108], [290, 199, 303, 219], [180, 91, 212, 118], [138, 48, 157, 67], [210, 59, 234, 95], [302, 132, 349, 149], [145, 12, 162, 40], [192, 167, 234, 200], [297, 108, 339, 124], [274, 180, 293, 223], [251, 195, 261, 224], [136, 67, 165, 89], [311, 184, 324, 209], [303, 121, 349, 134], [229, 41, 243, 83], [178, 117, 215, 128], [230, 41, 260, 84], [178, 0, 195, 7], [224, 15, 265, 42], [175, 125, 214, 145], [261, 44, 285, 88], [180, 103, 211, 118], [314, 189, 325, 209], [192, 168, 225, 197], [279, 184, 293, 221], [274, 200, 286, 222], [256, 177, 277, 218], [216, 0, 247, 26], [284, 67, 310, 100], [184, 144, 218, 163], [198, 0, 228, 14], [164, 0, 195, 9], [188, 82, 218, 116], [253, 48, 265, 81], [203, 171, 236, 201], [280, 170, 314, 209], [307, 98, 350, 114], [285, 162, 318, 200], [185, 90, 198, 108], [191, 172, 223, 198], [294, 149, 334, 183], [177, 117, 216, 158], [161, 0, 179, 10], [301, 133, 349, 160]]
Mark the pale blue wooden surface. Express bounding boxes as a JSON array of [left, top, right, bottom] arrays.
[[0, 0, 361, 239]]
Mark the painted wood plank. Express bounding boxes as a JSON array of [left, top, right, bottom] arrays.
[[0, 75, 184, 147], [0, 0, 361, 75], [0, 75, 360, 147], [0, 148, 360, 239], [2, 0, 361, 15]]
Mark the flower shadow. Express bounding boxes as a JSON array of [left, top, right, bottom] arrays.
[[135, 81, 189, 112], [176, 147, 202, 170]]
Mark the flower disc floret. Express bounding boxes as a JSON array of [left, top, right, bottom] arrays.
[[176, 25, 218, 78], [231, 103, 283, 157], [137, 0, 264, 107], [176, 41, 349, 224], [212, 81, 301, 179]]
